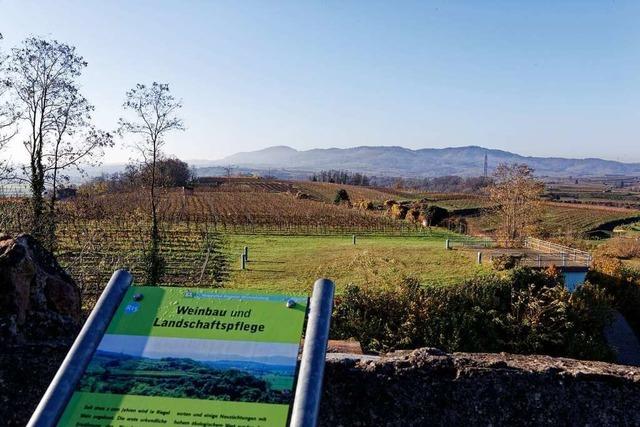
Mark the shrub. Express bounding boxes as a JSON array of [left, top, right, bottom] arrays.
[[492, 254, 520, 270], [389, 204, 408, 220], [383, 199, 397, 209], [587, 255, 640, 339], [332, 268, 613, 361], [405, 208, 420, 223], [418, 205, 448, 226], [334, 189, 350, 204], [78, 181, 109, 196], [141, 245, 166, 286], [354, 200, 374, 210]]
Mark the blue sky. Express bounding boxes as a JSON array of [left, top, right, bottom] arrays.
[[1, 0, 639, 163]]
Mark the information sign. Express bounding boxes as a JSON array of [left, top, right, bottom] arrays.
[[58, 287, 308, 427]]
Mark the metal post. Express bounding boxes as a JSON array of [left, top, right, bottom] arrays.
[[240, 253, 246, 270], [477, 252, 482, 264], [290, 278, 335, 427], [537, 255, 541, 268], [28, 270, 133, 427], [445, 239, 450, 250], [243, 246, 249, 261], [352, 235, 356, 245]]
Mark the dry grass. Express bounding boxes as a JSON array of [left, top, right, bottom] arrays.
[[598, 237, 640, 260]]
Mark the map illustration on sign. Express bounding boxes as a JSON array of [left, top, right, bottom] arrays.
[[59, 287, 308, 427]]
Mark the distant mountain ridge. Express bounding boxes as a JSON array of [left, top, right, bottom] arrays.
[[208, 145, 640, 178]]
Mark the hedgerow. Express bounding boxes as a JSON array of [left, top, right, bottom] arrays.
[[332, 267, 613, 361]]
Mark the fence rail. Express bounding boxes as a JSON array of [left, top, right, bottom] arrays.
[[519, 254, 582, 268], [524, 237, 592, 266], [447, 237, 496, 249]]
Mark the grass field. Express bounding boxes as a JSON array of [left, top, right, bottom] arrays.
[[225, 233, 491, 293]]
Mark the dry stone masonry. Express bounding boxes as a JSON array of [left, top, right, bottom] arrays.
[[0, 234, 81, 344], [320, 348, 640, 426]]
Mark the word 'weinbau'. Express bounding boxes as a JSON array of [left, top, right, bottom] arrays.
[[175, 306, 252, 318]]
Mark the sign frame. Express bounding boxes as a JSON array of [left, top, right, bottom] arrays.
[[27, 270, 334, 427]]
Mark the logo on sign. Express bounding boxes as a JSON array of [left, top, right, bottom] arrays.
[[124, 303, 139, 314]]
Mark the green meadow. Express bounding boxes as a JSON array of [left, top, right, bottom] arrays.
[[225, 232, 492, 293]]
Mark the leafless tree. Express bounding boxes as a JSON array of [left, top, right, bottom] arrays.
[[488, 163, 545, 247], [118, 82, 184, 284], [47, 91, 113, 216], [5, 37, 112, 247], [222, 164, 235, 182], [0, 33, 18, 182]]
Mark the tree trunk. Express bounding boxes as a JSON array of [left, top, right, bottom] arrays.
[[147, 138, 163, 285], [47, 158, 59, 252]]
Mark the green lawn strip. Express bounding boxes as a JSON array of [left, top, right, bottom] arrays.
[[224, 233, 491, 293]]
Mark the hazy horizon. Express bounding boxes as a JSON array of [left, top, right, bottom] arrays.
[[95, 144, 640, 168], [1, 1, 639, 164]]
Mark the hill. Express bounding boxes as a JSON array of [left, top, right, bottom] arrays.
[[203, 145, 640, 178]]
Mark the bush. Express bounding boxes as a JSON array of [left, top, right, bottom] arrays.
[[492, 254, 520, 270], [389, 204, 408, 220], [334, 189, 350, 204], [332, 268, 613, 361], [418, 205, 448, 226], [354, 200, 374, 210], [383, 199, 397, 209], [405, 208, 420, 223], [587, 255, 640, 339]]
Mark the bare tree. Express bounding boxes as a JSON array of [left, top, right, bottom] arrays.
[[0, 33, 18, 182], [222, 164, 235, 182], [47, 91, 113, 219], [5, 37, 112, 247], [488, 163, 545, 247], [118, 82, 184, 285]]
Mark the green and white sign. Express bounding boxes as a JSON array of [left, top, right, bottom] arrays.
[[58, 287, 308, 427]]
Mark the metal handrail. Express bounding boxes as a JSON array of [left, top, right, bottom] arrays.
[[27, 270, 133, 427], [524, 237, 592, 264], [290, 278, 335, 427]]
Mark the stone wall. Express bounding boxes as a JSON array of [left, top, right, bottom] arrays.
[[320, 348, 640, 426], [0, 343, 70, 426], [0, 234, 80, 344]]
